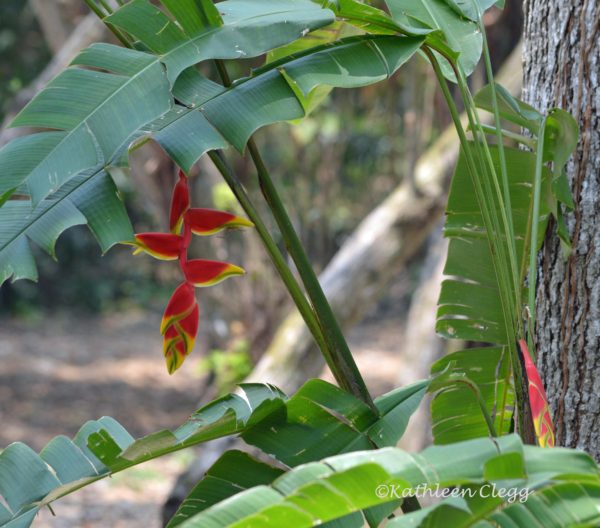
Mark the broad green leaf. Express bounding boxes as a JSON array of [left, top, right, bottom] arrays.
[[243, 379, 427, 467], [0, 384, 285, 528], [1, 44, 171, 205], [167, 450, 285, 528], [0, 379, 425, 527], [437, 145, 552, 345], [180, 435, 600, 527], [106, 0, 336, 85], [389, 482, 600, 527], [0, 0, 336, 284], [385, 0, 483, 79], [430, 348, 514, 445], [153, 35, 424, 171], [0, 171, 133, 285], [474, 83, 542, 133], [432, 145, 552, 446]]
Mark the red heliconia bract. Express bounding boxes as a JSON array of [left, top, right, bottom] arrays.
[[185, 208, 254, 235], [169, 170, 190, 234], [183, 259, 245, 287], [131, 233, 183, 260], [163, 303, 199, 374], [125, 167, 251, 374], [161, 282, 196, 334], [519, 339, 555, 448]]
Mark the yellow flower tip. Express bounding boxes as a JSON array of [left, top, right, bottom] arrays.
[[226, 216, 255, 230]]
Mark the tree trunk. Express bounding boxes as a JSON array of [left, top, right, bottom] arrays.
[[523, 0, 600, 459]]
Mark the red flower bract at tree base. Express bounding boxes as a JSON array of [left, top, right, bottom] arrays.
[[125, 169, 253, 374], [518, 339, 555, 448]]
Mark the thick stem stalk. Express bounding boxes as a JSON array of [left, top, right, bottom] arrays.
[[214, 60, 375, 410], [207, 151, 328, 358]]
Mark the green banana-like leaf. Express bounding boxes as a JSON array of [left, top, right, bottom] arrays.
[[437, 145, 551, 345], [429, 145, 552, 445], [0, 384, 284, 528], [175, 435, 600, 527], [0, 171, 133, 284], [385, 0, 483, 79], [0, 44, 171, 206], [105, 0, 335, 85], [151, 34, 425, 171], [388, 482, 600, 527], [430, 348, 514, 444], [0, 379, 426, 528]]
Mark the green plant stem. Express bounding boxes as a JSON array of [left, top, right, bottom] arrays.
[[455, 68, 522, 336], [246, 139, 375, 408], [207, 151, 328, 358], [425, 48, 527, 438], [480, 17, 520, 293], [527, 118, 547, 359], [214, 60, 375, 411], [83, 0, 132, 47]]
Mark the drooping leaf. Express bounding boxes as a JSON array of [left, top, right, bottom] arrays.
[[0, 0, 336, 284], [385, 0, 483, 79], [152, 34, 424, 171], [0, 171, 133, 284], [106, 0, 336, 85], [0, 44, 171, 206], [0, 384, 285, 528], [243, 379, 428, 467]]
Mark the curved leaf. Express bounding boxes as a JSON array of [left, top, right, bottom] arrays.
[[0, 379, 425, 527], [1, 44, 171, 205], [389, 482, 600, 527], [385, 0, 483, 79], [106, 0, 336, 85], [152, 34, 425, 171], [178, 435, 600, 527], [429, 348, 514, 444], [0, 384, 285, 528], [0, 171, 133, 284]]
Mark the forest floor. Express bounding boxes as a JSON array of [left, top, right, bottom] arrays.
[[0, 285, 409, 528]]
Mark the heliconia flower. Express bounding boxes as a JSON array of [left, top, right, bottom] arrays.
[[163, 304, 199, 374], [160, 282, 196, 334], [129, 233, 183, 260], [185, 208, 254, 236], [519, 339, 555, 448], [183, 259, 245, 287], [169, 170, 190, 234]]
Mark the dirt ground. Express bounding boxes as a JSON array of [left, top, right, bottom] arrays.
[[0, 303, 407, 527]]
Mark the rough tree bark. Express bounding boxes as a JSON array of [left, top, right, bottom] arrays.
[[523, 0, 599, 459]]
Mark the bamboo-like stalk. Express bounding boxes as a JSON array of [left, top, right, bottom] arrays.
[[214, 59, 376, 411]]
